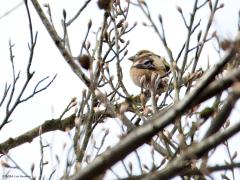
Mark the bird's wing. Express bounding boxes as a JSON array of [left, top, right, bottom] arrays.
[[133, 59, 156, 69]]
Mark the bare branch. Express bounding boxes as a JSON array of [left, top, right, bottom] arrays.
[[65, 0, 92, 26], [30, 0, 91, 86], [70, 46, 238, 179]]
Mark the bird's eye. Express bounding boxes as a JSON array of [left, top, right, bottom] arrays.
[[143, 60, 154, 66], [133, 59, 155, 69], [143, 60, 152, 65], [140, 59, 155, 69]]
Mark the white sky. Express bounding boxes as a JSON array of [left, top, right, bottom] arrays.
[[0, 0, 240, 179]]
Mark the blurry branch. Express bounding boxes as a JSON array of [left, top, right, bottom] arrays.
[[0, 1, 24, 21], [186, 0, 223, 94], [25, 0, 34, 47], [65, 0, 92, 26], [30, 0, 91, 86], [0, 83, 11, 107], [74, 95, 96, 164], [135, 0, 223, 157], [61, 8, 72, 53], [0, 114, 76, 154], [70, 43, 238, 179], [0, 0, 56, 130], [31, 0, 170, 167], [111, 9, 129, 97], [238, 10, 240, 30], [79, 20, 92, 57], [44, 4, 55, 30], [128, 69, 204, 108], [96, 12, 107, 60], [59, 97, 78, 120], [36, 4, 133, 144], [2, 153, 30, 178], [118, 162, 240, 179], [169, 86, 240, 177], [87, 13, 108, 91], [180, 163, 240, 176], [147, 117, 240, 179], [203, 90, 239, 138], [177, 0, 220, 84], [0, 102, 113, 154], [178, 0, 201, 83], [195, 68, 240, 103], [178, 0, 220, 91], [136, 0, 179, 100], [94, 128, 109, 157], [0, 92, 168, 159], [19, 75, 57, 103], [38, 127, 48, 180], [137, 0, 222, 102], [1, 43, 240, 168], [15, 1, 240, 179], [93, 6, 133, 94], [224, 137, 236, 180]]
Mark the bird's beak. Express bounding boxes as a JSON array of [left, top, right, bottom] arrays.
[[128, 55, 136, 61]]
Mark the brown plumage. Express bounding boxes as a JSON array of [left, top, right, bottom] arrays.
[[129, 50, 170, 90]]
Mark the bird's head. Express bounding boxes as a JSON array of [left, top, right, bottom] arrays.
[[128, 50, 155, 62]]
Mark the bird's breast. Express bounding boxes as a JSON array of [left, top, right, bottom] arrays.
[[129, 67, 152, 87]]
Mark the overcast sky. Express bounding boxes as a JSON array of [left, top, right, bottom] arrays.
[[0, 0, 240, 179]]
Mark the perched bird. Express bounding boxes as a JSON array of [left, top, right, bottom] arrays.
[[129, 50, 170, 91]]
